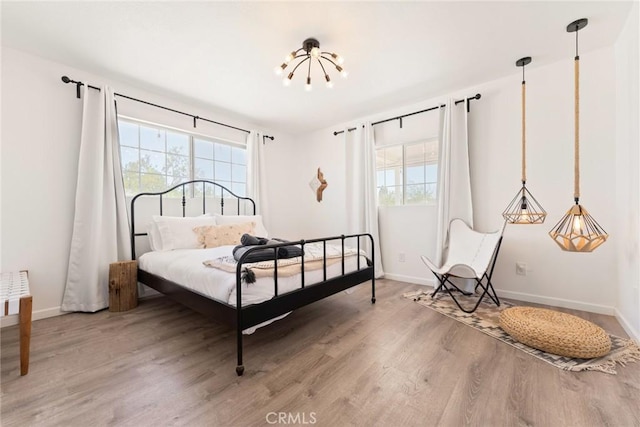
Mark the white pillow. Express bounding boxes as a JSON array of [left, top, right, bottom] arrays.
[[151, 214, 217, 251], [214, 214, 269, 238], [148, 221, 163, 252]]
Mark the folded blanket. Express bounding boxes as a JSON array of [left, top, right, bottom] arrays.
[[232, 245, 279, 263], [233, 235, 303, 263], [204, 242, 362, 284], [240, 234, 269, 246]]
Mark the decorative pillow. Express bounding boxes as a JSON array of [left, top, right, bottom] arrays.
[[151, 214, 217, 251], [194, 222, 256, 249], [214, 214, 269, 237]]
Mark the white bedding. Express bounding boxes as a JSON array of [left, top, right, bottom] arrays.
[[138, 243, 368, 308]]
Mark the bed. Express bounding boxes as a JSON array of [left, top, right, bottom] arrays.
[[131, 180, 376, 376]]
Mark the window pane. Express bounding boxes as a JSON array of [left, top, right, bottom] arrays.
[[140, 126, 165, 151], [426, 164, 438, 183], [384, 146, 403, 167], [425, 140, 438, 163], [118, 119, 248, 198], [166, 175, 188, 188], [378, 185, 402, 206], [376, 170, 385, 186], [123, 171, 139, 195], [121, 147, 139, 172], [232, 146, 246, 165], [139, 173, 167, 193], [215, 161, 231, 181], [232, 182, 246, 197], [406, 184, 427, 205], [406, 165, 426, 184], [167, 154, 189, 177], [214, 143, 231, 162], [384, 169, 402, 187], [195, 158, 213, 179], [405, 142, 426, 166], [232, 164, 246, 183], [194, 139, 213, 159], [139, 149, 166, 174], [167, 132, 189, 156], [118, 122, 138, 147], [218, 181, 232, 192]]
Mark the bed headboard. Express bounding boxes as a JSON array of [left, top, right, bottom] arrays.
[[130, 180, 256, 260]]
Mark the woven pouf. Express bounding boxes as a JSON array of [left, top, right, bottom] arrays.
[[499, 306, 611, 359]]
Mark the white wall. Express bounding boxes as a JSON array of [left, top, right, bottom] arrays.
[[614, 2, 640, 341], [1, 47, 284, 325], [275, 45, 625, 323]]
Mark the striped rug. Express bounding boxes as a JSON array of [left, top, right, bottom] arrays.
[[404, 289, 640, 375]]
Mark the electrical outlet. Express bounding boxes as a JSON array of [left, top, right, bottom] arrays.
[[398, 253, 406, 263], [516, 262, 527, 276]]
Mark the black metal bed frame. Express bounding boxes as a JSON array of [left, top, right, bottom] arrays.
[[131, 180, 375, 376]]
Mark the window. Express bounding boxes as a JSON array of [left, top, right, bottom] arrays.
[[118, 119, 247, 197], [376, 139, 438, 206]]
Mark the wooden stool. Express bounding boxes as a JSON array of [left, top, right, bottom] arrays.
[[1, 271, 32, 375], [109, 261, 138, 312]]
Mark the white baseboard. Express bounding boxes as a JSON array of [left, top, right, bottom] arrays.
[[1, 306, 68, 328], [494, 289, 615, 315], [386, 275, 618, 317], [383, 273, 435, 287], [614, 308, 640, 343]]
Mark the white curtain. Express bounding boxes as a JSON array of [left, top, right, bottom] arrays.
[[435, 98, 474, 267], [345, 123, 384, 278], [62, 86, 131, 312], [246, 131, 269, 219]]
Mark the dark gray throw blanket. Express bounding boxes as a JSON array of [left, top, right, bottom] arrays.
[[232, 234, 304, 263]]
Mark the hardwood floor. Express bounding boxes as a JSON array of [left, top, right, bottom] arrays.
[[1, 279, 639, 426]]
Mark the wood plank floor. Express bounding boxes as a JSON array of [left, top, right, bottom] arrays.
[[1, 279, 639, 426]]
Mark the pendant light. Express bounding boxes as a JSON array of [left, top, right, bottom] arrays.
[[549, 18, 608, 252], [503, 57, 546, 224]]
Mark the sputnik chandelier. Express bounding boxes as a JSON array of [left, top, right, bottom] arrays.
[[274, 38, 348, 91]]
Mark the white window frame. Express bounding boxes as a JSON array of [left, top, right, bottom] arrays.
[[117, 116, 247, 197], [376, 137, 439, 206]]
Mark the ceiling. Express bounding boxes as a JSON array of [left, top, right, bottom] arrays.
[[1, 1, 633, 134]]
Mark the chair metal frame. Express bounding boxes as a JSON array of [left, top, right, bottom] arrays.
[[423, 219, 505, 313]]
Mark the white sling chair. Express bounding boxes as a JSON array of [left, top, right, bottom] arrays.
[[421, 218, 506, 313]]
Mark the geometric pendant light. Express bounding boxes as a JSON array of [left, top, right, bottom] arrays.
[[503, 57, 547, 224], [549, 18, 608, 252]]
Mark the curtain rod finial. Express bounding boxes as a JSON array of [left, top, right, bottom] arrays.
[[61, 75, 71, 84]]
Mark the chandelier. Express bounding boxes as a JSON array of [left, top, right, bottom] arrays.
[[274, 38, 348, 91]]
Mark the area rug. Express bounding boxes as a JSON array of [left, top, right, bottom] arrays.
[[404, 290, 640, 375]]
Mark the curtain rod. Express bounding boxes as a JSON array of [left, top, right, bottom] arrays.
[[332, 93, 481, 136], [61, 76, 275, 141]]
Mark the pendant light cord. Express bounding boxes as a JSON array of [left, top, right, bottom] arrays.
[[574, 30, 580, 202], [521, 65, 526, 184]]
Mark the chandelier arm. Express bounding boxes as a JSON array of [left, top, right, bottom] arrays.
[[320, 55, 338, 67], [307, 55, 312, 82], [290, 56, 311, 75], [316, 58, 328, 76]]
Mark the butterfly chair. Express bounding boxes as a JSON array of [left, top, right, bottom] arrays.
[[421, 219, 506, 313]]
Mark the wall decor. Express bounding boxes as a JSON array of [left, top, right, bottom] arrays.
[[309, 167, 328, 202]]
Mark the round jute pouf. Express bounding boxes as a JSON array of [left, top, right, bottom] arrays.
[[499, 306, 611, 359]]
